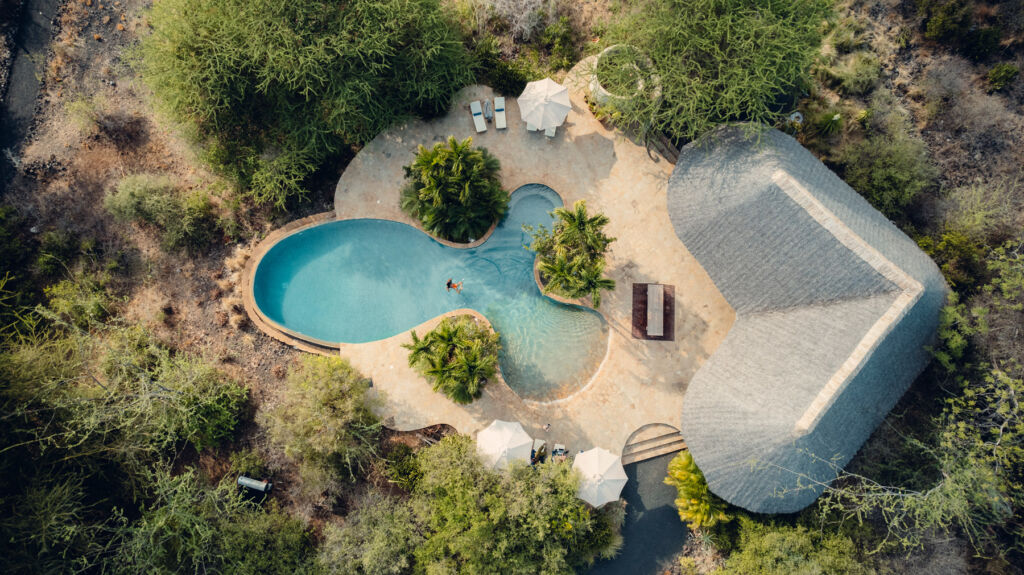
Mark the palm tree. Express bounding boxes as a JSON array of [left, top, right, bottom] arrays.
[[572, 260, 616, 308], [401, 136, 508, 242], [664, 451, 732, 530], [403, 315, 501, 404], [538, 252, 580, 296], [551, 200, 614, 258]]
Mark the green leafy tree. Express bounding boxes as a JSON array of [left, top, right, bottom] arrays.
[[261, 356, 381, 493], [404, 314, 500, 404], [664, 451, 732, 530], [603, 0, 830, 142], [714, 516, 874, 575], [411, 435, 619, 573], [319, 493, 424, 575], [139, 0, 474, 207], [527, 200, 616, 307], [401, 136, 509, 242]]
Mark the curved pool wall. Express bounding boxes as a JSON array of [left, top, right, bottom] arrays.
[[252, 184, 609, 400]]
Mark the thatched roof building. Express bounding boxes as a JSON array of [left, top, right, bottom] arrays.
[[669, 127, 947, 514]]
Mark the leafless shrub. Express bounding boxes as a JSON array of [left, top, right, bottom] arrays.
[[486, 0, 545, 41]]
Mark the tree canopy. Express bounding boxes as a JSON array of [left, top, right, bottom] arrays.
[[140, 0, 474, 207], [325, 435, 622, 574], [603, 0, 831, 142], [261, 356, 381, 495], [401, 136, 509, 242]]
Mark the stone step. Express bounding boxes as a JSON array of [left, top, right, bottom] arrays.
[[621, 438, 687, 465], [622, 431, 684, 455]]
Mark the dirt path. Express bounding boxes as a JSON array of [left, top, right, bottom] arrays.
[[0, 0, 60, 185]]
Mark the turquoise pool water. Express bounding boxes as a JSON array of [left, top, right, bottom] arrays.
[[252, 184, 609, 400]]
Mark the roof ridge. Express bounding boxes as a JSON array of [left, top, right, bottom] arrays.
[[770, 170, 924, 435]]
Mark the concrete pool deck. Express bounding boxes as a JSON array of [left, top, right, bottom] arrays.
[[250, 72, 735, 456]]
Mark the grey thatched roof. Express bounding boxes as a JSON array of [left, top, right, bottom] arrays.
[[670, 126, 947, 514]]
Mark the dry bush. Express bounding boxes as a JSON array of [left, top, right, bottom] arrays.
[[941, 178, 1022, 242], [487, 0, 545, 41], [225, 244, 250, 273], [221, 296, 244, 315], [229, 313, 248, 329]]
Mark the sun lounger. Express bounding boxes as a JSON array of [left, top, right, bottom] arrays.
[[527, 122, 538, 132], [470, 100, 486, 133], [544, 126, 556, 138], [494, 97, 507, 130], [647, 283, 664, 337]]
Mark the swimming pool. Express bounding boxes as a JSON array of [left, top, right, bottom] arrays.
[[252, 184, 609, 401]]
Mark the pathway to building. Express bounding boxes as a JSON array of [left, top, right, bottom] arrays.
[[588, 452, 688, 575]]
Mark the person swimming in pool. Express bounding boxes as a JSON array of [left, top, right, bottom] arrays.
[[446, 278, 463, 293]]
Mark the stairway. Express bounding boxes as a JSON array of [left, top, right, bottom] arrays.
[[621, 424, 687, 465]]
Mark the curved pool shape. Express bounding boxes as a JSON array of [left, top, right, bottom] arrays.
[[253, 184, 609, 401]]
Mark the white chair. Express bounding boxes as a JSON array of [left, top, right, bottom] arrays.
[[544, 126, 556, 138], [470, 101, 486, 133], [647, 283, 664, 337], [526, 122, 538, 132], [494, 97, 507, 130]]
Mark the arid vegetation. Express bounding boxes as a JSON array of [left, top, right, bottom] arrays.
[[0, 0, 1022, 573]]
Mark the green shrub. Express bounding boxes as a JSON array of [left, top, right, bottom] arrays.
[[917, 0, 971, 42], [664, 451, 732, 530], [404, 314, 501, 404], [400, 136, 508, 243], [319, 493, 423, 575], [139, 0, 474, 208], [106, 175, 221, 255], [44, 273, 112, 329], [540, 16, 578, 71], [35, 229, 81, 277], [161, 192, 221, 256], [473, 37, 531, 96], [261, 356, 381, 490], [229, 449, 268, 478], [987, 63, 1020, 93], [101, 328, 248, 451], [963, 26, 1003, 61], [715, 516, 874, 575], [827, 52, 881, 96], [839, 125, 937, 219], [918, 230, 990, 292], [104, 174, 179, 225], [111, 469, 314, 574], [384, 443, 423, 492], [527, 200, 617, 307], [605, 0, 830, 141]]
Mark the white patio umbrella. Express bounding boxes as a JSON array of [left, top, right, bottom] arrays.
[[518, 78, 571, 130], [476, 420, 533, 470], [572, 447, 628, 507]]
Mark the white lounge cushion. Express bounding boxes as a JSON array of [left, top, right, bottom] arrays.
[[647, 283, 664, 337], [470, 100, 486, 133], [494, 97, 506, 130], [527, 122, 538, 131], [544, 126, 556, 137]]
